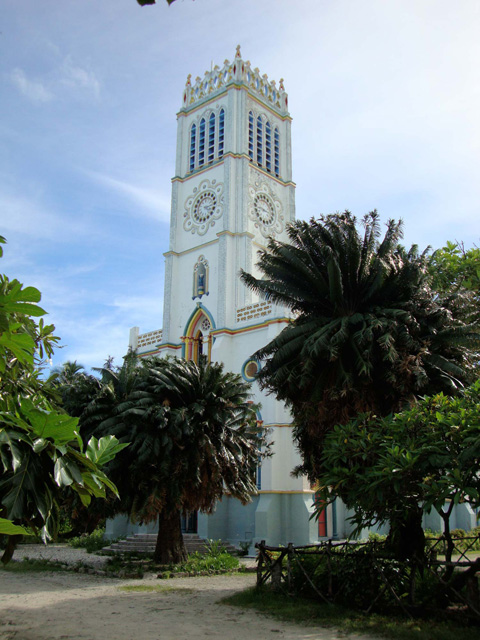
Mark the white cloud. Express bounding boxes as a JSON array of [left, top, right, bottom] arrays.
[[59, 56, 101, 98], [0, 190, 63, 239], [111, 294, 164, 327], [85, 170, 171, 223], [49, 314, 131, 372], [0, 186, 93, 242], [10, 68, 53, 104]]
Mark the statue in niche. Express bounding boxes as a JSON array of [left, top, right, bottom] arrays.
[[193, 255, 209, 299]]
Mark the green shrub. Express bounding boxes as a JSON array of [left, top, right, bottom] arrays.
[[367, 532, 387, 543], [238, 541, 252, 556], [204, 539, 226, 557], [180, 550, 239, 573], [68, 528, 107, 554]]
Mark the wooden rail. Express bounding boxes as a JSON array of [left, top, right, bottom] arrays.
[[255, 536, 480, 620]]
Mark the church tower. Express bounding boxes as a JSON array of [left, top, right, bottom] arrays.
[[128, 47, 322, 547], [161, 45, 295, 353]]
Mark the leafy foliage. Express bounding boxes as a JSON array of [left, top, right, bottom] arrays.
[[0, 237, 126, 561], [428, 240, 480, 323], [429, 240, 480, 294], [0, 517, 27, 536], [68, 528, 109, 553], [316, 382, 480, 555], [241, 212, 480, 480], [52, 361, 102, 419]]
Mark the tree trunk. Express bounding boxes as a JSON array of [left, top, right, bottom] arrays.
[[388, 508, 425, 562], [1, 534, 22, 565], [440, 503, 455, 573], [154, 510, 188, 565]]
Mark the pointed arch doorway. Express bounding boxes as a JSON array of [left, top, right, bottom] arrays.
[[182, 305, 215, 362]]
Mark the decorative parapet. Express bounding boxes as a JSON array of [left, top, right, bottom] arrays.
[[181, 45, 289, 116], [236, 301, 273, 323], [137, 329, 163, 350]]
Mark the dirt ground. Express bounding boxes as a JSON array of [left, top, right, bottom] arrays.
[[0, 567, 381, 640]]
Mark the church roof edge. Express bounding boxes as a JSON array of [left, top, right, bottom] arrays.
[[180, 45, 289, 116]]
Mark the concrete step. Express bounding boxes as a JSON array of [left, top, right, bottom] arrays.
[[102, 533, 238, 556]]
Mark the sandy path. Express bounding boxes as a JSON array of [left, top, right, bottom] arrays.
[[0, 568, 382, 640]]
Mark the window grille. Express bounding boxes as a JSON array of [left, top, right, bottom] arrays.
[[274, 127, 280, 177], [248, 111, 254, 160], [256, 116, 263, 166], [265, 121, 272, 173], [208, 112, 215, 163], [198, 118, 205, 166], [189, 123, 196, 172], [218, 109, 225, 157]]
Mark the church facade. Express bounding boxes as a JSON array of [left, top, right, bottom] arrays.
[[108, 48, 476, 547]]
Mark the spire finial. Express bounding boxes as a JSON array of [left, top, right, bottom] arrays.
[[186, 74, 191, 86], [279, 78, 285, 91], [235, 44, 241, 58]]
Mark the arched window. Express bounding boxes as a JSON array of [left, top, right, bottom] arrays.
[[198, 118, 206, 166], [274, 127, 280, 177], [248, 111, 254, 160], [265, 121, 272, 173], [189, 123, 196, 172], [218, 109, 225, 158], [256, 116, 263, 166], [208, 112, 215, 163]]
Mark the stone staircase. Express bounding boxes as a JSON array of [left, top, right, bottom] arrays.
[[102, 533, 238, 556]]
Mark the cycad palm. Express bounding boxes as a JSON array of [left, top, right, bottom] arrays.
[[100, 356, 260, 564], [241, 211, 480, 480]]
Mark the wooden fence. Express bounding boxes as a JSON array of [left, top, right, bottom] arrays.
[[256, 536, 480, 620]]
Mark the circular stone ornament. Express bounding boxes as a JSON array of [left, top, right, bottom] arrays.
[[254, 193, 275, 225], [193, 191, 217, 224], [248, 180, 284, 239], [184, 179, 224, 236]]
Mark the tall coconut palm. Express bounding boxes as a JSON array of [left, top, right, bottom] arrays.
[[52, 360, 101, 418], [241, 211, 480, 481], [98, 356, 262, 564]]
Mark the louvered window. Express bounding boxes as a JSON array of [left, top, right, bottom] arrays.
[[274, 127, 280, 177], [189, 124, 196, 172], [248, 111, 254, 160], [208, 113, 215, 163], [265, 121, 272, 173], [198, 118, 206, 166], [256, 116, 263, 166], [218, 109, 225, 158]]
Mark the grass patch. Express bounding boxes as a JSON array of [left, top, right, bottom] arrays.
[[222, 587, 478, 640], [1, 558, 66, 573], [118, 585, 194, 593]]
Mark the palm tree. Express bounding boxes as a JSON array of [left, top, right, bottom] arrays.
[[240, 211, 480, 481], [52, 360, 101, 419], [99, 356, 261, 564]]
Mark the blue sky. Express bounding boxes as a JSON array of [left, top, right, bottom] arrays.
[[2, 0, 479, 373]]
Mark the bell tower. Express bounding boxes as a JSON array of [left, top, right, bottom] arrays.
[[128, 48, 322, 548], [161, 45, 295, 350]]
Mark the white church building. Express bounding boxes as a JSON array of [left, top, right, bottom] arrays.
[[107, 47, 476, 547]]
